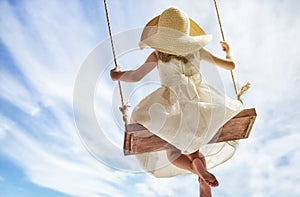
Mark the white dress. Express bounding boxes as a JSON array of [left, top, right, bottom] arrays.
[[130, 51, 243, 178]]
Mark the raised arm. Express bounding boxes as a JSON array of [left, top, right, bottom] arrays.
[[200, 41, 235, 70], [110, 51, 158, 82]]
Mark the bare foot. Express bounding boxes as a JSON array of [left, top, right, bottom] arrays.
[[192, 158, 219, 187], [198, 177, 212, 197]]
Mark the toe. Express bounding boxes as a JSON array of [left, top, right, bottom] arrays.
[[206, 180, 218, 187], [212, 180, 219, 187]]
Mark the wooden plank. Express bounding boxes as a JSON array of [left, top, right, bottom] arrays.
[[209, 108, 257, 143], [124, 108, 257, 155], [123, 124, 169, 155]]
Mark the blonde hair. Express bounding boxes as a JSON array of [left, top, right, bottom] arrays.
[[157, 51, 194, 64]]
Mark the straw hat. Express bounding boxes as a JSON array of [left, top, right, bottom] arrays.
[[139, 7, 212, 56]]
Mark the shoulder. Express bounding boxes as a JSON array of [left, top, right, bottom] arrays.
[[199, 48, 209, 58], [199, 47, 216, 61], [145, 51, 158, 63]]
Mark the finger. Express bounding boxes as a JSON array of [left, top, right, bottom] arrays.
[[220, 41, 227, 46], [220, 40, 228, 44], [221, 43, 229, 51], [220, 41, 226, 46], [221, 45, 227, 51], [220, 41, 229, 47]]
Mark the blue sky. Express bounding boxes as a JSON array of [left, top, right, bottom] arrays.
[[1, 0, 300, 197]]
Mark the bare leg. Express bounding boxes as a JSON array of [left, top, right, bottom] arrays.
[[188, 151, 213, 197], [166, 148, 216, 197], [166, 148, 195, 173], [199, 177, 212, 197], [188, 151, 219, 187]]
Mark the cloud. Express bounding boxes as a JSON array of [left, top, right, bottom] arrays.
[[0, 0, 300, 197], [0, 0, 96, 104], [0, 111, 131, 197], [209, 1, 300, 196], [0, 0, 133, 196], [134, 175, 199, 197], [0, 69, 40, 116], [220, 0, 300, 105]]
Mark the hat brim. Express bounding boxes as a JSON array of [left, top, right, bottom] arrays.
[[139, 15, 212, 55], [140, 26, 212, 56]]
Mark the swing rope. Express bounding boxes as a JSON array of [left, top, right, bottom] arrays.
[[104, 0, 129, 130], [212, 0, 250, 102]]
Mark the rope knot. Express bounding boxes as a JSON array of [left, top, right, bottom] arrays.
[[119, 103, 130, 128], [237, 82, 250, 104]]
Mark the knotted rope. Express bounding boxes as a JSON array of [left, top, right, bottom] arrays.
[[104, 0, 129, 129], [213, 0, 250, 103]]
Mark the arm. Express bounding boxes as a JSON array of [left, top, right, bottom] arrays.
[[110, 51, 158, 82], [200, 41, 235, 70]]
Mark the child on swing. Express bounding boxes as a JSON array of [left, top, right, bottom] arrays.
[[110, 7, 243, 197]]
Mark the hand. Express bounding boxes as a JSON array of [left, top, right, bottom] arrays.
[[110, 66, 123, 81], [220, 41, 232, 59]]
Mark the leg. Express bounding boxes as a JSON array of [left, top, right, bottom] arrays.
[[187, 151, 207, 168], [188, 151, 215, 197], [166, 148, 195, 173], [188, 150, 219, 187], [166, 148, 216, 197], [199, 177, 212, 197]]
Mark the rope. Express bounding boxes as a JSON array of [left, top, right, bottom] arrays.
[[213, 0, 238, 97], [213, 0, 225, 42], [212, 0, 250, 103], [103, 0, 129, 129]]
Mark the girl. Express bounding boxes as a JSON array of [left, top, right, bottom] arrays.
[[111, 7, 243, 197]]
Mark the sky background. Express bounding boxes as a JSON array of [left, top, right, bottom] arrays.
[[1, 0, 300, 197]]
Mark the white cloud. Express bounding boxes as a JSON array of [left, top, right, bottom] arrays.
[[139, 175, 198, 197], [0, 0, 96, 105], [0, 0, 300, 197], [220, 0, 300, 106], [210, 1, 300, 196], [0, 0, 132, 196], [0, 69, 40, 116], [0, 113, 131, 197], [0, 125, 7, 140]]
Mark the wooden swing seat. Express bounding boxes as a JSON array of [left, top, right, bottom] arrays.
[[124, 108, 256, 155]]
